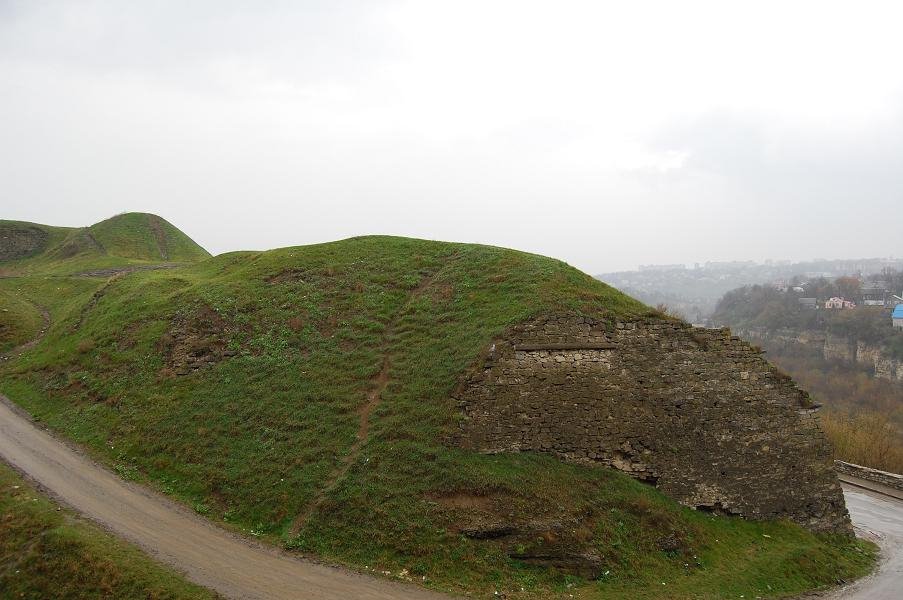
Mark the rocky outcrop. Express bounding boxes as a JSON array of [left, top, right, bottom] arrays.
[[455, 314, 851, 535], [823, 332, 856, 363], [855, 342, 903, 381], [738, 327, 903, 382], [0, 225, 47, 261]]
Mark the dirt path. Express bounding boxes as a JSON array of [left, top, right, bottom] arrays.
[[70, 265, 178, 331], [289, 267, 444, 534], [73, 263, 180, 278], [147, 214, 170, 261], [0, 396, 453, 600]]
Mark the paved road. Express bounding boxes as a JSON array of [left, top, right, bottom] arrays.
[[827, 483, 903, 600], [0, 396, 451, 600]]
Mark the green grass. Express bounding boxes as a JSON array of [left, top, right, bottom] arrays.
[[0, 462, 216, 599], [0, 233, 877, 598], [88, 213, 211, 263], [0, 212, 209, 276], [0, 289, 44, 353]]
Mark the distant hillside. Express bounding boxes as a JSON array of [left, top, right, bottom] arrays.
[[713, 280, 903, 361], [599, 257, 903, 323], [0, 226, 874, 599], [0, 212, 210, 275], [713, 280, 903, 472]]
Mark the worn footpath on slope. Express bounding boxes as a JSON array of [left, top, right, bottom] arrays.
[[0, 396, 453, 600]]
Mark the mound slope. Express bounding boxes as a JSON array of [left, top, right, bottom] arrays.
[[0, 231, 873, 598], [0, 212, 209, 274]]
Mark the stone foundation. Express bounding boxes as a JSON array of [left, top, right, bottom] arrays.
[[455, 313, 851, 534]]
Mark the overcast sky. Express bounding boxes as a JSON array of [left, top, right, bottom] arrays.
[[2, 1, 901, 273]]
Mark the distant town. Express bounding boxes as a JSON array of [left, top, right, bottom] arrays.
[[598, 257, 903, 325]]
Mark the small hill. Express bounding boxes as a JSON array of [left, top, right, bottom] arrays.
[[88, 213, 210, 263], [0, 212, 209, 275], [0, 230, 874, 599]]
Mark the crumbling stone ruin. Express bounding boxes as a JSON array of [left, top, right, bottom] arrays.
[[0, 225, 47, 261], [455, 314, 851, 535]]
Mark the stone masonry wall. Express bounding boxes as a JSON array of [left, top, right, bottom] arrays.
[[0, 226, 48, 261], [456, 314, 851, 534], [835, 460, 903, 492]]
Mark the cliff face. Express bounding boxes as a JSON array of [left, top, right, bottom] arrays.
[[456, 314, 851, 535], [739, 327, 903, 382]]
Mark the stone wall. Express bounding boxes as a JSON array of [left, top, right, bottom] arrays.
[[455, 314, 851, 534], [835, 460, 903, 492], [0, 226, 47, 261]]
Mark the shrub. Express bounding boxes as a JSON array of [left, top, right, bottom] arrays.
[[822, 410, 903, 473]]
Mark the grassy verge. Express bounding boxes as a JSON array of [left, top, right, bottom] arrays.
[[0, 461, 216, 599]]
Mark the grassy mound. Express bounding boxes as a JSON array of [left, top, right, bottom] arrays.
[[0, 234, 875, 598], [88, 213, 210, 263], [0, 462, 214, 599], [0, 290, 44, 354], [0, 213, 209, 275]]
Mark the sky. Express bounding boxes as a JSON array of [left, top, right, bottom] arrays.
[[2, 0, 902, 273]]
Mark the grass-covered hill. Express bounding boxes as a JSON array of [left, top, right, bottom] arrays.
[[0, 227, 875, 599], [0, 212, 210, 276]]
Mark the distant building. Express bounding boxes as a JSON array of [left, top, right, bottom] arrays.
[[825, 297, 856, 309], [861, 282, 889, 306], [894, 304, 903, 329], [798, 298, 818, 310], [638, 264, 686, 272]]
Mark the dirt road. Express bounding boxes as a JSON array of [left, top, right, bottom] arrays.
[[0, 396, 452, 600]]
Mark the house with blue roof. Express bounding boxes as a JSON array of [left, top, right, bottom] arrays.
[[894, 304, 903, 329]]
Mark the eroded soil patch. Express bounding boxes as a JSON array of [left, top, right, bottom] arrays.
[[158, 305, 237, 376]]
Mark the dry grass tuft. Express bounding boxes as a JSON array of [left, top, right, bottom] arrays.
[[822, 410, 903, 473]]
